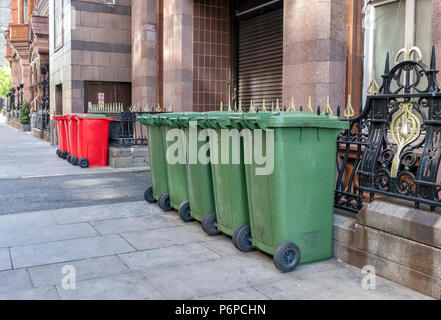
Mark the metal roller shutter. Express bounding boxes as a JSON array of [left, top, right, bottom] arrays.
[[237, 8, 283, 109]]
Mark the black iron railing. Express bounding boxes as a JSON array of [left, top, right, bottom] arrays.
[[35, 64, 50, 131], [335, 46, 441, 213], [108, 111, 152, 147], [89, 106, 161, 147], [6, 85, 23, 123]]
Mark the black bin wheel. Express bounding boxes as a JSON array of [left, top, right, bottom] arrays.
[[79, 158, 89, 168], [67, 154, 71, 163], [71, 157, 79, 166], [178, 201, 193, 222], [273, 242, 301, 273], [56, 149, 61, 157], [158, 193, 172, 212], [202, 212, 220, 236], [232, 225, 254, 252], [61, 151, 68, 160], [144, 186, 156, 203]]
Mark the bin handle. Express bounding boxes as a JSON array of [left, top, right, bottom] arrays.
[[205, 117, 218, 129], [244, 114, 276, 131]]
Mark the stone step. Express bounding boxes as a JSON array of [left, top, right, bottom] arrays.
[[334, 240, 441, 299]]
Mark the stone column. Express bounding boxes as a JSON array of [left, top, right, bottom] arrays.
[[283, 0, 347, 112], [132, 0, 158, 108], [432, 0, 441, 71], [162, 0, 193, 112], [21, 59, 32, 102]]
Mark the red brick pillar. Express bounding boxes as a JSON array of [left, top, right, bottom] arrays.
[[162, 0, 193, 112], [432, 0, 441, 72], [283, 0, 347, 112], [132, 0, 158, 108]]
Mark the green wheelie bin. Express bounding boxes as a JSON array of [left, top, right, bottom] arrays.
[[159, 113, 189, 213], [138, 114, 170, 210], [241, 111, 348, 272], [202, 112, 253, 250], [177, 112, 217, 223]]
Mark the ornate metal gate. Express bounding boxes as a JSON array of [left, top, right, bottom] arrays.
[[335, 47, 441, 213], [35, 64, 50, 131]]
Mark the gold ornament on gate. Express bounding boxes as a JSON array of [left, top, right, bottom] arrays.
[[261, 99, 267, 113], [395, 45, 423, 64], [344, 95, 355, 119], [306, 96, 314, 113], [390, 102, 421, 178], [288, 97, 296, 112], [367, 70, 380, 95], [324, 96, 333, 116]]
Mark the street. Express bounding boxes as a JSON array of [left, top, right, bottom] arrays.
[[0, 118, 431, 300]]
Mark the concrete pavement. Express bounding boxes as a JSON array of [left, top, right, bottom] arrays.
[[0, 201, 431, 300], [0, 117, 147, 179]]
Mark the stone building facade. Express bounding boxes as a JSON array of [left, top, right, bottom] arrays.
[[0, 0, 11, 68], [49, 0, 132, 115], [50, 0, 438, 116]]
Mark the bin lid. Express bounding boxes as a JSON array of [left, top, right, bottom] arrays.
[[138, 114, 158, 126], [76, 116, 114, 121], [204, 112, 245, 129], [75, 114, 108, 118], [241, 112, 349, 130], [179, 112, 208, 128], [158, 113, 184, 128]]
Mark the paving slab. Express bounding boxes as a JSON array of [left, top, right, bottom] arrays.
[[56, 272, 164, 300], [0, 211, 57, 230], [28, 256, 131, 288], [0, 223, 97, 248], [54, 201, 160, 224], [90, 213, 181, 235], [141, 255, 289, 300], [0, 269, 33, 295], [194, 287, 270, 300], [202, 238, 256, 257], [253, 263, 432, 300], [10, 235, 135, 268], [0, 286, 59, 300], [119, 243, 221, 271], [0, 249, 11, 271], [121, 224, 218, 251]]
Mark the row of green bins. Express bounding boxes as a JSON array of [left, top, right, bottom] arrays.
[[138, 114, 171, 211], [240, 111, 348, 272], [139, 110, 347, 273]]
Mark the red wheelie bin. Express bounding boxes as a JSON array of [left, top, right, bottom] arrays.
[[76, 116, 114, 168], [54, 115, 68, 159], [66, 115, 79, 165], [62, 116, 71, 161]]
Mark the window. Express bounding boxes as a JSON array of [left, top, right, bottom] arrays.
[[22, 0, 28, 24], [54, 0, 63, 50], [363, 0, 433, 98]]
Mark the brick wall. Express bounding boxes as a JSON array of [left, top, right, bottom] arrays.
[[193, 0, 230, 112]]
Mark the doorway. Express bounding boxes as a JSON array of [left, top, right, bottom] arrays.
[[55, 84, 62, 115]]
